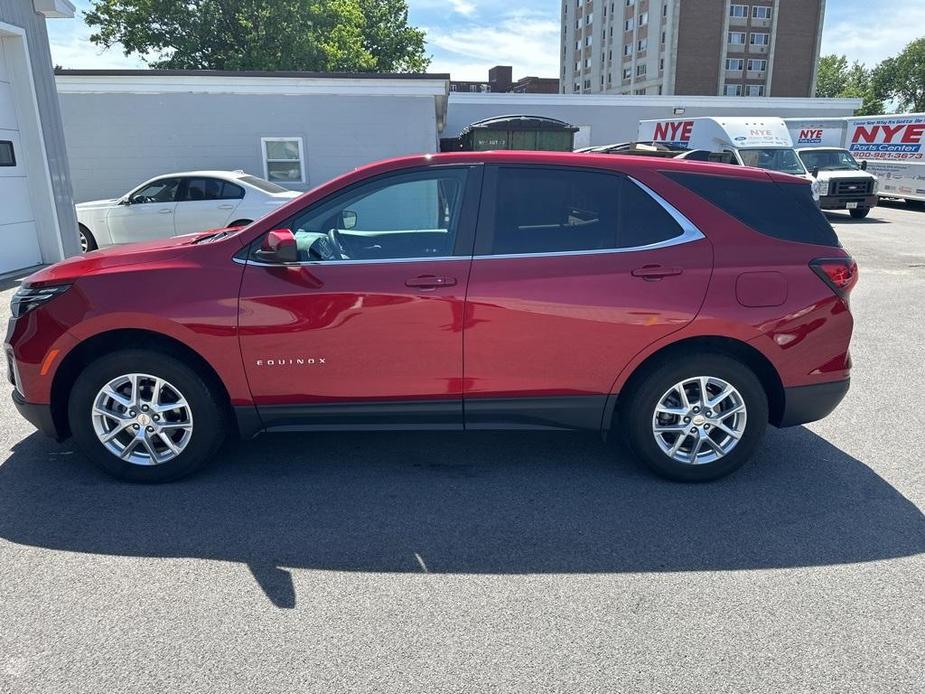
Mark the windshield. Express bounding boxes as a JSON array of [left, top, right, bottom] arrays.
[[239, 175, 291, 194], [738, 148, 807, 175], [798, 149, 861, 172]]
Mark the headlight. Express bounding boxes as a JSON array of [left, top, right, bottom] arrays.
[[810, 179, 821, 202], [817, 179, 830, 197], [872, 177, 879, 194], [10, 284, 71, 318]]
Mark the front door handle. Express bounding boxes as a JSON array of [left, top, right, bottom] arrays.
[[405, 275, 457, 289], [158, 208, 173, 214], [631, 265, 683, 281]]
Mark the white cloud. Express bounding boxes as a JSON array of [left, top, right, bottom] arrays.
[[821, 2, 925, 66], [49, 28, 145, 70], [425, 13, 560, 81]]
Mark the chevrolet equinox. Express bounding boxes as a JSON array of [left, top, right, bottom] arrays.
[[6, 152, 856, 483]]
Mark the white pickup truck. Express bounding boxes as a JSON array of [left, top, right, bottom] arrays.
[[786, 118, 880, 219]]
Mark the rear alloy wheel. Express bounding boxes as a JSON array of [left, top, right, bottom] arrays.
[[623, 355, 768, 482], [68, 350, 226, 482], [78, 225, 97, 252], [849, 207, 870, 219]]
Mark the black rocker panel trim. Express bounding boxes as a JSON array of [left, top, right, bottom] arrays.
[[234, 396, 608, 437]]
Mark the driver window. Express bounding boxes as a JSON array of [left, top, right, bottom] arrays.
[[278, 168, 469, 262], [131, 178, 181, 204]]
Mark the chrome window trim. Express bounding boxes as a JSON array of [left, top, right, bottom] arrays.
[[237, 174, 705, 267], [234, 255, 464, 268]]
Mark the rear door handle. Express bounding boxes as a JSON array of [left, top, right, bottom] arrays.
[[217, 203, 235, 210], [631, 265, 683, 280], [405, 275, 457, 289]]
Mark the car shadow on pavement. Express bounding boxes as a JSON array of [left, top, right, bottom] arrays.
[[1, 426, 923, 609]]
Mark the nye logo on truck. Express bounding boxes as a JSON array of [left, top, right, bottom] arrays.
[[652, 120, 694, 145], [849, 117, 925, 160], [798, 128, 824, 144]]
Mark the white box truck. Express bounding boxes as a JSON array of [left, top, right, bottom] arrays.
[[639, 116, 809, 175], [785, 118, 879, 218], [845, 113, 925, 208], [638, 117, 829, 201]]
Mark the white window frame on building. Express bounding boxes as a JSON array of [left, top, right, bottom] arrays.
[[750, 32, 770, 45], [746, 84, 766, 97], [638, 11, 648, 25], [261, 137, 306, 184], [636, 63, 647, 77], [637, 38, 647, 51], [726, 58, 744, 71], [729, 4, 748, 18], [747, 59, 768, 72], [724, 84, 743, 96], [728, 31, 746, 44], [752, 6, 773, 19]]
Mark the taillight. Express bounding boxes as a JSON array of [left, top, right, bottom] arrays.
[[810, 257, 858, 297]]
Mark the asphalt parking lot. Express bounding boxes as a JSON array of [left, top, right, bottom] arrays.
[[1, 202, 923, 693]]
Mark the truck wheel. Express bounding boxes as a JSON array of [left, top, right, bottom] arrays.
[[621, 354, 768, 482], [849, 207, 870, 219], [68, 349, 226, 482]]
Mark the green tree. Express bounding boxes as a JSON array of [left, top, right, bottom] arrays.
[[872, 37, 925, 112], [85, 0, 430, 73], [815, 54, 848, 98], [815, 54, 883, 116]]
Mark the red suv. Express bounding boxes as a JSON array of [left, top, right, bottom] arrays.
[[6, 152, 856, 483]]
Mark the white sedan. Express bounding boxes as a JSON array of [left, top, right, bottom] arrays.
[[75, 170, 301, 251]]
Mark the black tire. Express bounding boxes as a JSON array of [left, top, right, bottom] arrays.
[[78, 224, 97, 252], [68, 349, 226, 483], [621, 354, 769, 482], [228, 219, 253, 228], [849, 207, 870, 219]]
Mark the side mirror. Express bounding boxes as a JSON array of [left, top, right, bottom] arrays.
[[811, 166, 819, 178], [256, 228, 298, 264], [342, 210, 357, 230], [128, 195, 144, 205], [860, 160, 868, 171]]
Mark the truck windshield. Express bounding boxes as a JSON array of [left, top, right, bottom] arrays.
[[798, 149, 862, 172], [738, 148, 806, 175]]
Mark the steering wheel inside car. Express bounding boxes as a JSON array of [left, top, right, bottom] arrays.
[[328, 227, 349, 260]]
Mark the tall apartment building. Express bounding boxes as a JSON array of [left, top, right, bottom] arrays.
[[560, 0, 826, 97]]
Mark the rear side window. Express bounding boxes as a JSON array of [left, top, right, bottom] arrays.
[[483, 167, 683, 255], [664, 171, 839, 246], [184, 178, 245, 201]]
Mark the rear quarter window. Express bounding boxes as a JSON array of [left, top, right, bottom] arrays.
[[663, 171, 840, 247]]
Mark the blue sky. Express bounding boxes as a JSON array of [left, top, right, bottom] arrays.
[[47, 1, 925, 80]]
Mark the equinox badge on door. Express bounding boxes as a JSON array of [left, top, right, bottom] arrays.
[[255, 358, 327, 366]]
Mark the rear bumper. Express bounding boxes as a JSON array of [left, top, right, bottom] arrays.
[[775, 378, 850, 428], [11, 389, 63, 440], [819, 194, 877, 210]]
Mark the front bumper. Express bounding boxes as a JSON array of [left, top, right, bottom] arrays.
[[11, 389, 64, 440], [819, 194, 878, 210], [776, 378, 850, 428]]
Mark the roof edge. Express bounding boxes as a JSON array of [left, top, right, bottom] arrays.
[[54, 68, 450, 81]]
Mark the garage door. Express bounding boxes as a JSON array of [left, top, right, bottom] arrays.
[[0, 41, 42, 274]]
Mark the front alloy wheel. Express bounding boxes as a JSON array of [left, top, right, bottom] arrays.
[[92, 373, 193, 465], [69, 349, 226, 482]]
